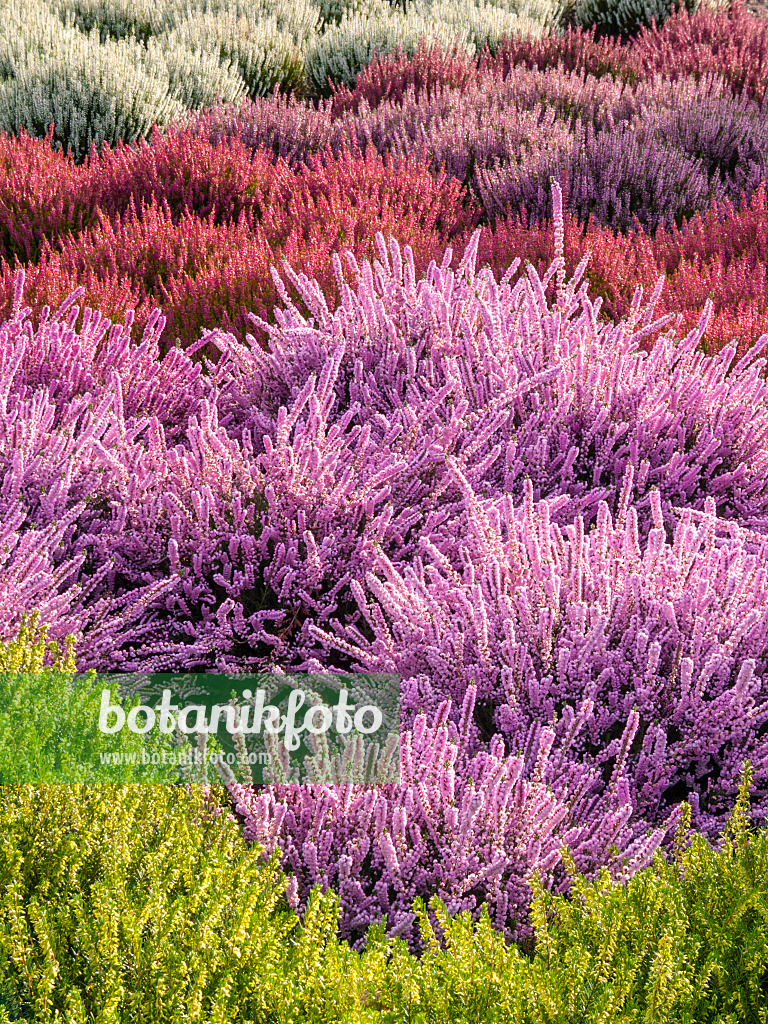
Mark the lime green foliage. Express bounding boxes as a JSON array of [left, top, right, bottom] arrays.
[[0, 615, 188, 784], [521, 768, 768, 1024], [0, 773, 767, 1022], [0, 784, 377, 1023]]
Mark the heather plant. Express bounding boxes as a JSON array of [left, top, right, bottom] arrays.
[[178, 0, 323, 49], [3, 196, 768, 863], [139, 33, 248, 112], [477, 179, 768, 357], [0, 250, 150, 348], [154, 6, 310, 100], [311, 478, 768, 835], [0, 265, 208, 432], [635, 73, 768, 197], [169, 62, 762, 235], [315, 0, 389, 28], [0, 613, 77, 675], [345, 76, 578, 215], [0, 7, 186, 165], [652, 176, 768, 271], [0, 124, 102, 269], [0, 784, 360, 1022], [254, 142, 477, 249], [520, 770, 768, 1022], [169, 89, 344, 170], [477, 118, 722, 232], [477, 21, 633, 80], [418, 0, 566, 55], [303, 2, 474, 97], [1, 200, 768, 671], [627, 0, 768, 103], [230, 684, 680, 950], [1, 780, 766, 1020], [48, 0, 175, 44], [318, 65, 763, 232], [48, 0, 322, 47], [2, 143, 476, 351], [86, 121, 280, 231], [329, 36, 480, 116], [221, 194, 768, 539]]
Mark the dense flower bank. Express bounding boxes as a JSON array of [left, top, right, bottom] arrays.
[[3, 0, 768, 956]]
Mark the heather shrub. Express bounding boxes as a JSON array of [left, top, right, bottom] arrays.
[[478, 180, 768, 358], [0, 613, 77, 676], [255, 143, 478, 249], [346, 76, 577, 218], [329, 36, 480, 116], [477, 21, 633, 80], [314, 478, 768, 835], [327, 772, 768, 1016], [213, 214, 768, 831], [139, 33, 249, 112], [87, 121, 280, 230], [154, 6, 310, 100], [303, 3, 474, 97], [224, 195, 768, 539], [167, 89, 343, 170], [627, 0, 768, 103], [479, 121, 721, 233], [1, 780, 766, 1020], [316, 0, 389, 28], [48, 0, 321, 47], [636, 73, 768, 197], [0, 270, 229, 662], [0, 250, 150, 346], [418, 0, 566, 55], [0, 784, 359, 1022], [170, 58, 768, 238], [522, 772, 768, 1023], [652, 177, 768, 271], [6, 144, 476, 352], [48, 0, 176, 44], [0, 124, 102, 269], [303, 0, 569, 99], [3, 202, 768, 850], [179, 0, 322, 49], [0, 0, 69, 79], [475, 200, 656, 320], [0, 8, 185, 165], [162, 146, 476, 347], [0, 264, 208, 435], [332, 65, 761, 232], [231, 684, 680, 950]]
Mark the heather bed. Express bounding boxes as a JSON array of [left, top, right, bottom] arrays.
[[2, 0, 768, 1018]]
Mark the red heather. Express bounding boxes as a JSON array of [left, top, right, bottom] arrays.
[[0, 146, 477, 352], [0, 123, 100, 268], [478, 182, 768, 359], [628, 0, 768, 103], [330, 36, 480, 117], [479, 4, 768, 103], [477, 23, 632, 82], [87, 123, 279, 230]]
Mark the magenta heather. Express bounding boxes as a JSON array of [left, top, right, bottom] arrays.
[[228, 686, 680, 950]]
